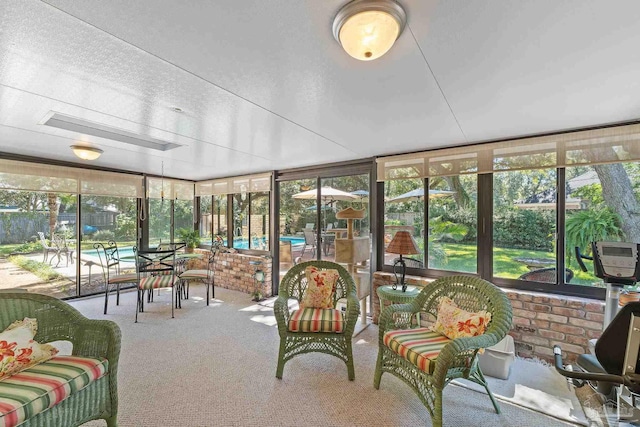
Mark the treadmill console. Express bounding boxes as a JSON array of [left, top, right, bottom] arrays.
[[593, 242, 640, 284]]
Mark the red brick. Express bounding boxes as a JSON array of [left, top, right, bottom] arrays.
[[549, 298, 567, 307], [531, 319, 550, 329], [516, 294, 533, 302], [550, 306, 585, 318], [510, 300, 523, 309], [550, 323, 585, 335], [521, 335, 549, 346], [552, 342, 586, 355], [513, 308, 535, 319], [535, 313, 568, 323], [566, 300, 586, 309], [568, 318, 601, 330], [532, 295, 550, 304], [587, 329, 602, 339], [585, 302, 604, 312], [524, 303, 551, 312], [585, 312, 605, 323], [539, 329, 565, 340], [513, 317, 531, 326], [534, 345, 554, 356], [566, 335, 589, 346]]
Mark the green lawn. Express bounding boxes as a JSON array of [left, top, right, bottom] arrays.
[[428, 242, 600, 286]]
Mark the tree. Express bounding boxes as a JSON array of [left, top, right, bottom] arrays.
[[586, 146, 640, 243], [46, 192, 60, 237]]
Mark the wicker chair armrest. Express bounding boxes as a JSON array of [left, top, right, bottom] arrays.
[[71, 318, 121, 363], [342, 287, 360, 335], [273, 295, 292, 336], [378, 302, 418, 337]]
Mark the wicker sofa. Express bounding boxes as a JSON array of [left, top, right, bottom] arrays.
[[0, 292, 121, 427]]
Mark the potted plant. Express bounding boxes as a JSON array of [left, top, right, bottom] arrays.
[[176, 228, 201, 253]]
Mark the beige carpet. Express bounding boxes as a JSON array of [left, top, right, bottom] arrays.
[[70, 287, 585, 427]]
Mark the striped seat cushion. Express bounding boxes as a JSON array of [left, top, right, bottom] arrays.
[[179, 269, 209, 280], [383, 328, 451, 374], [108, 273, 138, 284], [139, 275, 176, 289], [288, 308, 344, 333], [0, 356, 108, 427]]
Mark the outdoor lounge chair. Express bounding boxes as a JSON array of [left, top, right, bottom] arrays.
[[518, 267, 574, 283], [301, 229, 319, 257], [37, 231, 58, 264]]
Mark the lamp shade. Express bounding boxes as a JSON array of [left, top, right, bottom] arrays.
[[386, 231, 420, 255], [333, 0, 407, 61], [70, 145, 103, 160]]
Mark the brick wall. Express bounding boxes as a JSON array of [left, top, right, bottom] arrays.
[[192, 249, 272, 297], [372, 272, 604, 362]]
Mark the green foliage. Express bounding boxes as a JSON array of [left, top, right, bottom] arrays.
[[571, 183, 603, 206], [8, 255, 63, 281], [384, 219, 404, 226], [566, 207, 622, 265], [176, 228, 201, 248], [115, 212, 137, 239], [493, 208, 555, 251], [93, 230, 115, 241]]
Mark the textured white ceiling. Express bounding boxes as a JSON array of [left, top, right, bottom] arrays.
[[0, 0, 639, 180]]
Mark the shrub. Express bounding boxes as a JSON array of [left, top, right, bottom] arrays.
[[566, 207, 622, 265], [493, 208, 555, 251], [93, 230, 116, 241]]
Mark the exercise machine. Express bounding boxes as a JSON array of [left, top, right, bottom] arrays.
[[555, 242, 640, 425]]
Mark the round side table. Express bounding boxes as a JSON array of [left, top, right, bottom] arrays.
[[377, 285, 421, 325]]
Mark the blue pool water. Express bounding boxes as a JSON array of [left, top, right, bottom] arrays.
[[81, 237, 304, 258]]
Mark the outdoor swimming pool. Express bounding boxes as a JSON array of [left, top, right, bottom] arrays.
[[80, 237, 305, 259]]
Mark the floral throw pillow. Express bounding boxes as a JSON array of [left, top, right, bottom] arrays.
[[0, 317, 59, 381], [431, 297, 492, 340], [299, 266, 340, 309]]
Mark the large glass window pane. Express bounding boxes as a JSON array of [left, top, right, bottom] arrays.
[[79, 195, 137, 296], [565, 163, 640, 287], [199, 196, 212, 242], [494, 169, 557, 282], [428, 175, 477, 273], [250, 192, 269, 250], [384, 178, 424, 266], [279, 179, 315, 279], [213, 196, 227, 243], [232, 193, 249, 249], [0, 190, 78, 298], [149, 199, 171, 247], [174, 199, 194, 242]]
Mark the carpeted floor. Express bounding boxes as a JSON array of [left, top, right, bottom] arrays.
[[71, 287, 586, 427]]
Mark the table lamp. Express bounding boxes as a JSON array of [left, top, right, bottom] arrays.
[[385, 231, 421, 292]]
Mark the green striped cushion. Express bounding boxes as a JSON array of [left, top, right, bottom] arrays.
[[383, 328, 451, 374], [139, 275, 176, 289], [288, 308, 344, 333], [179, 269, 209, 280], [108, 273, 138, 284], [0, 356, 108, 427]]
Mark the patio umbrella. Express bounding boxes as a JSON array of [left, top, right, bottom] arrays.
[[350, 190, 369, 200], [386, 188, 456, 203], [292, 187, 357, 229]]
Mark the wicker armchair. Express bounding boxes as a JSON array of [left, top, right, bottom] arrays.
[[374, 275, 513, 427], [518, 267, 574, 283], [274, 260, 360, 380], [0, 292, 121, 427]]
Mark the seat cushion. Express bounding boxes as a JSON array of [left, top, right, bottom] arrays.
[[108, 273, 138, 284], [0, 356, 108, 427], [383, 328, 451, 374], [179, 269, 209, 280], [139, 275, 176, 289], [288, 308, 344, 333]]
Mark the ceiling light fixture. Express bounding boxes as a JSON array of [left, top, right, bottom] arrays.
[[70, 145, 103, 161], [333, 0, 407, 61]]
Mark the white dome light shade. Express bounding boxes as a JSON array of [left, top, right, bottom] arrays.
[[70, 145, 103, 160], [333, 0, 407, 61]]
